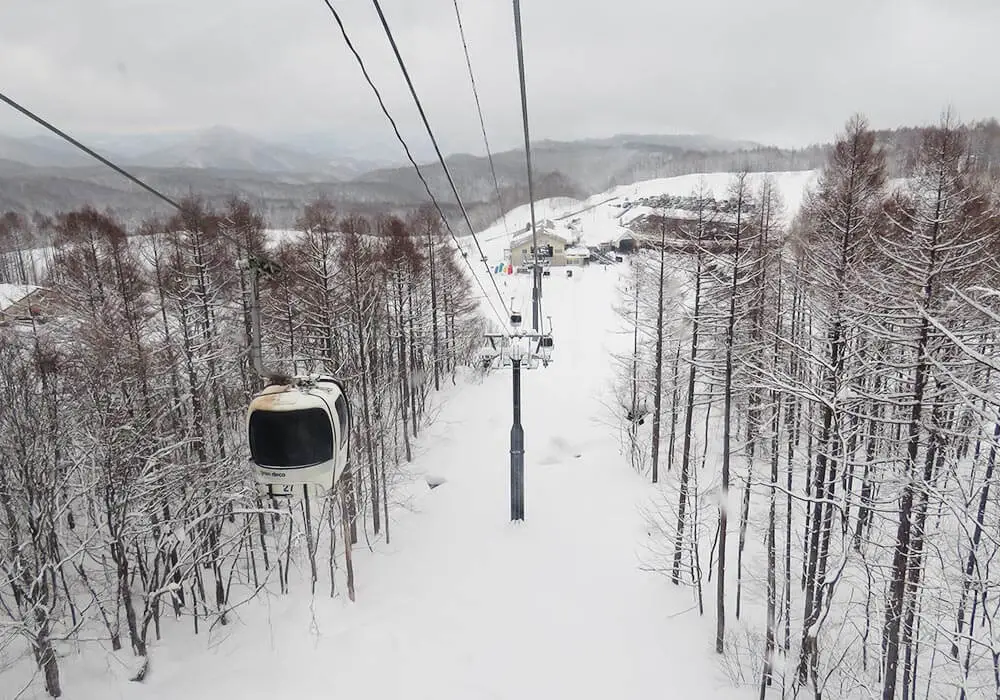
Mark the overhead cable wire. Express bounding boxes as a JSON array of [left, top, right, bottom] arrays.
[[0, 91, 182, 212], [0, 90, 276, 270], [318, 0, 509, 330], [451, 0, 509, 237], [512, 0, 543, 331], [366, 0, 511, 318]]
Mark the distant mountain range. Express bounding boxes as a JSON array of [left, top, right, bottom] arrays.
[[0, 126, 801, 227], [3, 121, 995, 230], [0, 126, 763, 176], [0, 126, 398, 179]]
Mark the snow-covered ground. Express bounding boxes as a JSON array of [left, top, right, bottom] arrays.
[[0, 283, 38, 311], [10, 170, 823, 699], [38, 264, 743, 700]]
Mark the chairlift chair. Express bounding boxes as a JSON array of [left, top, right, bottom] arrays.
[[478, 341, 501, 370], [247, 375, 351, 498], [537, 334, 554, 366]]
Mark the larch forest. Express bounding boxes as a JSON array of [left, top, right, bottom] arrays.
[[4, 112, 1000, 700], [614, 114, 1000, 699]]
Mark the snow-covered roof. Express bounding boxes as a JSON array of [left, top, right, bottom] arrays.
[[0, 284, 39, 312], [510, 221, 572, 248], [565, 246, 591, 257]]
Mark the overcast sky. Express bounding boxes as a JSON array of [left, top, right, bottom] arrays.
[[1, 0, 998, 157]]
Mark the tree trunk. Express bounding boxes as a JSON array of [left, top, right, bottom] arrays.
[[717, 173, 747, 653], [650, 217, 667, 483], [673, 246, 703, 584], [427, 224, 441, 391], [396, 275, 413, 462]]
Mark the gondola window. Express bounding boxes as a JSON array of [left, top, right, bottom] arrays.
[[249, 408, 335, 468]]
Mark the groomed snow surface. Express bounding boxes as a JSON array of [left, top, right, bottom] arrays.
[[30, 267, 740, 700]]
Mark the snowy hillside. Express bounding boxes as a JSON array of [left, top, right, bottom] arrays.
[[134, 126, 334, 173], [462, 170, 818, 328], [13, 154, 995, 698], [472, 170, 818, 263], [15, 168, 917, 700], [13, 260, 743, 700]]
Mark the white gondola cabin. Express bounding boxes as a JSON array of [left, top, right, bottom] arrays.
[[247, 375, 351, 497]]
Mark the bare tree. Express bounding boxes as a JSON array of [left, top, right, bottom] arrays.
[[793, 115, 887, 691]]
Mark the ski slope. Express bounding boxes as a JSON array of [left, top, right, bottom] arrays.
[[465, 169, 818, 330], [476, 171, 817, 256]]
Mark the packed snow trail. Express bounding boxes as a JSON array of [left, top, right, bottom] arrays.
[[70, 264, 741, 700]]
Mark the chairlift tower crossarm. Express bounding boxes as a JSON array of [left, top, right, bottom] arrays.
[[485, 306, 554, 521], [484, 330, 554, 367]]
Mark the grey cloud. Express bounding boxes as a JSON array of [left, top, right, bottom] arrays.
[[1, 0, 998, 156]]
